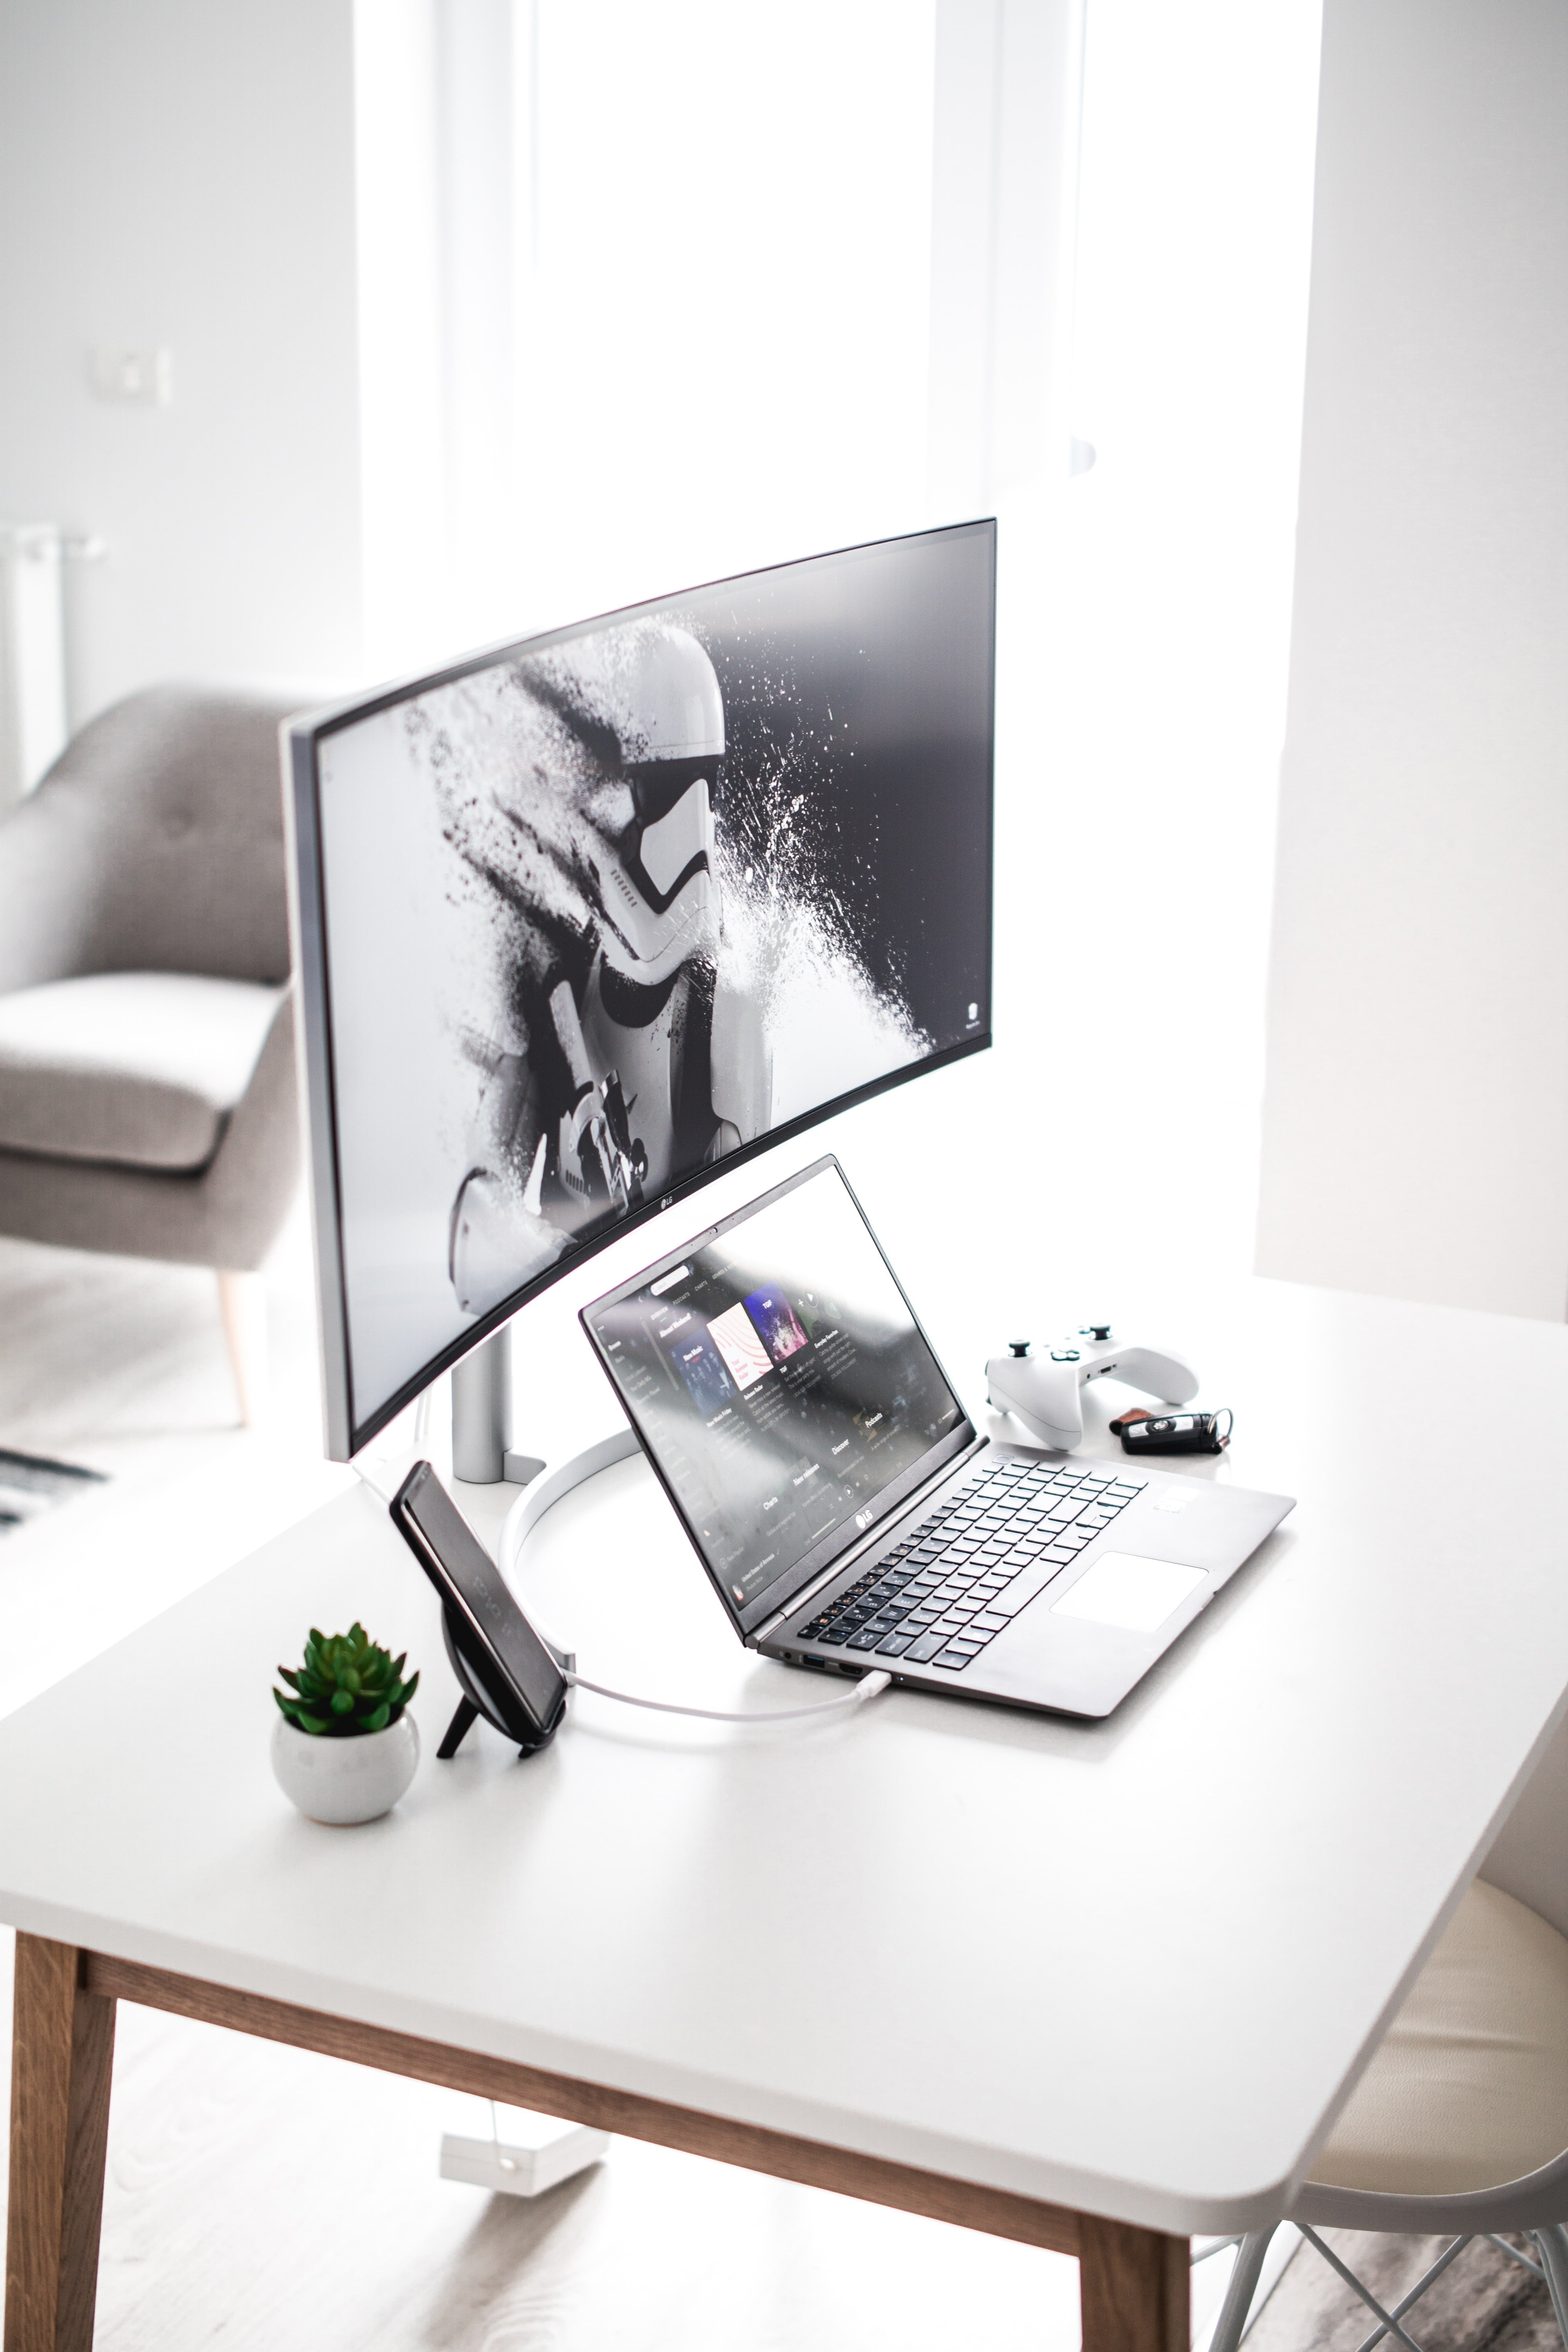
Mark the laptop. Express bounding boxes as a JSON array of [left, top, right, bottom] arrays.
[[580, 1156, 1294, 1719]]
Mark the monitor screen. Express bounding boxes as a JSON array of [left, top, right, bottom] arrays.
[[289, 520, 994, 1457], [582, 1158, 974, 1636]]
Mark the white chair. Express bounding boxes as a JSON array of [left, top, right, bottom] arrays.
[[1208, 1716, 1568, 2349]]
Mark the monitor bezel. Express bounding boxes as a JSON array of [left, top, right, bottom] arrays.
[[284, 519, 996, 1461]]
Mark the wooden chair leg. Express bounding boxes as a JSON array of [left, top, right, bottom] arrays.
[[217, 1269, 269, 1428], [1078, 2214, 1190, 2352], [5, 1935, 117, 2352]]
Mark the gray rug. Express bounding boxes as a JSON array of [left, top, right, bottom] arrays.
[[1249, 2230, 1561, 2350], [0, 1446, 106, 1535]]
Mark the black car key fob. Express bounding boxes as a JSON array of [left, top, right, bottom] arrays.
[[1112, 1408, 1232, 1457]]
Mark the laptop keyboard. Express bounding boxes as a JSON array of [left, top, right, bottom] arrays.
[[791, 1457, 1147, 1673]]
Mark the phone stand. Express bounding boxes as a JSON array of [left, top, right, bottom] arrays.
[[435, 1608, 571, 1761]]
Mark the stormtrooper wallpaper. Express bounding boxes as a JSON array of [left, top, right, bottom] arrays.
[[312, 523, 993, 1430]]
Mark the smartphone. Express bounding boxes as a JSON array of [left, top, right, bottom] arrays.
[[390, 1460, 568, 1748]]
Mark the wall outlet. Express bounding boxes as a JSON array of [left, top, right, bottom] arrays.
[[89, 348, 172, 406]]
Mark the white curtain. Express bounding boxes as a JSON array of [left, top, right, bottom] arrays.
[[354, 0, 1084, 673]]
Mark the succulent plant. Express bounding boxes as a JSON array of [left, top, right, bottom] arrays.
[[274, 1624, 418, 1738]]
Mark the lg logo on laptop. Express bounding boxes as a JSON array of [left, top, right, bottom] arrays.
[[855, 1508, 874, 1529]]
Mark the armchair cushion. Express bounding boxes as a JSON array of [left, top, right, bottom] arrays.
[[0, 972, 285, 1172], [1310, 1878, 1568, 2196]]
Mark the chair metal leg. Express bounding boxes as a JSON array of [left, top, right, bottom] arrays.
[[1297, 2222, 1470, 2352], [1486, 2234, 1545, 2280], [1204, 2229, 1276, 2352], [1532, 2226, 1568, 2347]]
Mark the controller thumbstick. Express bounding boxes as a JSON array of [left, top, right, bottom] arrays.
[[1087, 1324, 1112, 1341], [1008, 1340, 1031, 1358]]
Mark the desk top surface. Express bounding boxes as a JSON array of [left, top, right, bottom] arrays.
[[1, 1276, 1566, 2235]]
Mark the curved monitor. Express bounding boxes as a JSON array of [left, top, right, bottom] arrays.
[[287, 519, 995, 1459]]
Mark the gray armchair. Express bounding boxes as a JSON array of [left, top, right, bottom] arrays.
[[0, 683, 309, 1422]]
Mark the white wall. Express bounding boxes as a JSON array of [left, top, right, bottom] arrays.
[[0, 0, 364, 726], [1256, 0, 1568, 1321], [791, 0, 1323, 1368]]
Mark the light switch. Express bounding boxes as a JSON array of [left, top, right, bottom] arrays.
[[89, 348, 173, 406]]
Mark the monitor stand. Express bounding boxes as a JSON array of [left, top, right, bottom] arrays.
[[451, 1327, 543, 1487]]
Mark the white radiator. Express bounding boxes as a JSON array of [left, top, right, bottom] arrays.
[[0, 524, 73, 808]]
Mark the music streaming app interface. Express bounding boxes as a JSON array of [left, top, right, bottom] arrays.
[[590, 1172, 966, 1615]]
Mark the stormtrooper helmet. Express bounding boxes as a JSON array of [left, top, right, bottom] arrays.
[[588, 623, 726, 986]]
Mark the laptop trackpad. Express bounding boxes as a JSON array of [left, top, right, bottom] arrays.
[[1053, 1552, 1207, 1633]]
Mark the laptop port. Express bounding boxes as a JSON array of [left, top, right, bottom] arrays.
[[802, 1654, 827, 1670]]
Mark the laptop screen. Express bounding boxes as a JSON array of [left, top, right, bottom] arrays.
[[581, 1160, 975, 1636]]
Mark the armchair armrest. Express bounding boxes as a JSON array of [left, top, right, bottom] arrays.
[[0, 780, 106, 996]]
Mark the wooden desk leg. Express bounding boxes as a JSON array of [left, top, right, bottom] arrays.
[[5, 1936, 117, 2352], [1078, 2215, 1190, 2352]]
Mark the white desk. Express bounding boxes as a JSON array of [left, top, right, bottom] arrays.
[[4, 1278, 1568, 2352]]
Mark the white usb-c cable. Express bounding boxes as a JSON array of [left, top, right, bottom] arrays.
[[561, 1666, 891, 1722]]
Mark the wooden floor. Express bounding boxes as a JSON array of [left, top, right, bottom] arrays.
[[0, 1216, 347, 1726], [0, 1940, 1083, 2352]]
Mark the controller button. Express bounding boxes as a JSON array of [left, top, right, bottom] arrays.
[[1050, 1348, 1081, 1362]]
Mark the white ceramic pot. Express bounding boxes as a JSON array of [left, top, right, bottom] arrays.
[[271, 1712, 420, 1825]]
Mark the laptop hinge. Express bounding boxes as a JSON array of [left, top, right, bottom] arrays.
[[751, 1436, 989, 1646], [755, 1564, 846, 1647]]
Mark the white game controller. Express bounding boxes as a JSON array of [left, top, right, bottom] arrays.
[[985, 1327, 1200, 1452]]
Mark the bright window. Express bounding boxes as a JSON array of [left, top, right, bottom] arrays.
[[515, 0, 937, 626]]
